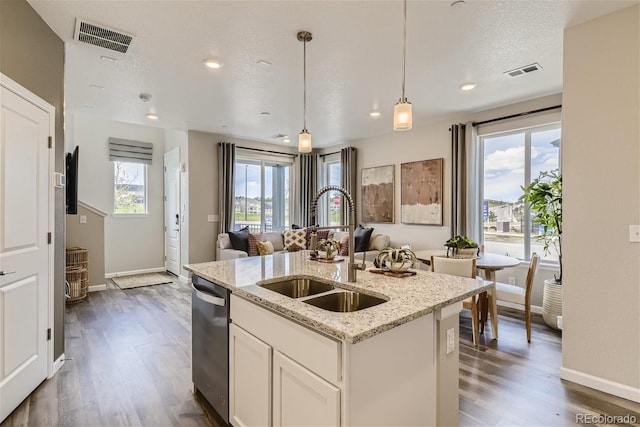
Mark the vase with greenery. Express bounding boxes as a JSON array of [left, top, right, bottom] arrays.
[[444, 235, 479, 258], [520, 169, 562, 330], [519, 169, 562, 283]]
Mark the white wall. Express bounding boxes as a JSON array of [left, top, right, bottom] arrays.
[[561, 5, 639, 402], [70, 115, 165, 275]]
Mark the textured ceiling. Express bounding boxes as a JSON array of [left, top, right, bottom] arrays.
[[28, 0, 638, 147]]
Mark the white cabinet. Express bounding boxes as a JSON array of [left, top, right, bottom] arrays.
[[229, 294, 441, 427], [273, 351, 340, 427], [229, 324, 272, 427]]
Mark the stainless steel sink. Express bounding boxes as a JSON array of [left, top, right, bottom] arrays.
[[303, 291, 387, 312], [259, 278, 335, 298]]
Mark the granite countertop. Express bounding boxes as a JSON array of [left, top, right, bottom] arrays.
[[185, 251, 491, 344]]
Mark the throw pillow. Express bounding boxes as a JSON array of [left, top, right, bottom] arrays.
[[339, 234, 350, 256], [256, 240, 274, 255], [284, 229, 307, 252], [354, 224, 374, 253], [228, 226, 250, 253], [247, 233, 264, 256]]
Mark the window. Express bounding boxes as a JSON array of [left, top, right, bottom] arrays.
[[114, 161, 148, 214], [481, 123, 561, 262], [234, 153, 292, 232], [322, 154, 342, 226]]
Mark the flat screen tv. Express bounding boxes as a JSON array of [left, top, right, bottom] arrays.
[[66, 146, 79, 214]]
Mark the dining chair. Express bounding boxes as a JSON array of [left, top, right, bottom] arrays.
[[494, 253, 540, 342], [431, 256, 479, 347]]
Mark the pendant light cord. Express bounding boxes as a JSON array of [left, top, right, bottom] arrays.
[[401, 0, 407, 101], [303, 38, 307, 131]]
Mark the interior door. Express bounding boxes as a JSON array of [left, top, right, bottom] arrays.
[[164, 147, 180, 276], [0, 82, 51, 421]]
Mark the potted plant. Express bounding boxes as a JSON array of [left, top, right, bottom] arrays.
[[519, 169, 562, 330], [444, 235, 479, 258]]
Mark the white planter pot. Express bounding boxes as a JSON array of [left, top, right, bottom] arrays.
[[542, 279, 563, 330]]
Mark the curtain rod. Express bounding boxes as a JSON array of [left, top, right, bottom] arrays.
[[236, 146, 297, 157], [471, 104, 562, 127], [320, 151, 340, 158]]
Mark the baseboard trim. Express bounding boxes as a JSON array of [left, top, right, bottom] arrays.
[[560, 367, 640, 403], [105, 267, 166, 279], [88, 284, 107, 292], [50, 353, 65, 378], [497, 300, 543, 315], [178, 274, 190, 284]]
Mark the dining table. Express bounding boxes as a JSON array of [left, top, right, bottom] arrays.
[[413, 250, 521, 339]]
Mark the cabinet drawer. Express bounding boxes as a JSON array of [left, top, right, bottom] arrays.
[[231, 295, 341, 384]]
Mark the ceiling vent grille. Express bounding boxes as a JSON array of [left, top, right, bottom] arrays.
[[269, 134, 287, 139], [74, 19, 133, 54], [504, 63, 542, 78]]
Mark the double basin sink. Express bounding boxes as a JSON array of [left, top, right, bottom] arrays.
[[258, 277, 387, 312]]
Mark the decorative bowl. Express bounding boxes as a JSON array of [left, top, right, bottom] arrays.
[[374, 247, 417, 273], [315, 239, 341, 260]]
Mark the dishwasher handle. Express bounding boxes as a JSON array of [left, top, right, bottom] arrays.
[[192, 283, 226, 307]]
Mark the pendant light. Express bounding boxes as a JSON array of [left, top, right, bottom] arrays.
[[394, 0, 412, 131], [298, 31, 313, 153]]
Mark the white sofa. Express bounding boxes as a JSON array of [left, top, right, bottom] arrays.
[[216, 230, 390, 262]]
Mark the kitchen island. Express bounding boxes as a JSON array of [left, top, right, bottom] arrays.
[[186, 251, 491, 427]]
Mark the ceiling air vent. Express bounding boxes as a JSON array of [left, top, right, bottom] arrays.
[[504, 63, 542, 78], [269, 134, 287, 139], [74, 19, 133, 54]]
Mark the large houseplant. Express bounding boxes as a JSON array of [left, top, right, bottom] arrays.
[[519, 169, 562, 329]]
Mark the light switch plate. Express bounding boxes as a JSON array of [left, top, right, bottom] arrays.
[[79, 215, 87, 224], [207, 215, 215, 223], [630, 225, 640, 243]]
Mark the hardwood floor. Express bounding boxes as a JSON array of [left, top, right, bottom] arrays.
[[3, 276, 639, 426]]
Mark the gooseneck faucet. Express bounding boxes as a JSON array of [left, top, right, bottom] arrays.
[[310, 185, 366, 282]]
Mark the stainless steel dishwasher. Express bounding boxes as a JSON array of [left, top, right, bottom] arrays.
[[192, 274, 230, 424]]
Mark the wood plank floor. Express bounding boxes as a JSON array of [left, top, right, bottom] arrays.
[[3, 276, 639, 427]]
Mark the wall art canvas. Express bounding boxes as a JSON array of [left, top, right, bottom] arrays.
[[361, 165, 394, 223], [401, 158, 443, 225]]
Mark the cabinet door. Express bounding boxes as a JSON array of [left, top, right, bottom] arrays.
[[273, 351, 340, 427], [230, 324, 272, 427]]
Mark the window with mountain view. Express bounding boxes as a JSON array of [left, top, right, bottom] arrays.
[[481, 123, 561, 262]]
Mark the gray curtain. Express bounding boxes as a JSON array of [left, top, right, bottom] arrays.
[[451, 123, 481, 241], [218, 142, 235, 234], [451, 124, 467, 237], [294, 153, 318, 226], [340, 147, 357, 223]]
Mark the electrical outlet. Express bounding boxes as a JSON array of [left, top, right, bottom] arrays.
[[446, 328, 455, 354], [508, 276, 516, 285], [630, 225, 640, 242]]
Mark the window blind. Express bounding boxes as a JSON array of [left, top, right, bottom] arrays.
[[108, 137, 153, 164]]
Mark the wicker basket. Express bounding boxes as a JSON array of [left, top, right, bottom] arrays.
[[66, 247, 89, 304], [66, 247, 88, 270], [66, 266, 88, 304]]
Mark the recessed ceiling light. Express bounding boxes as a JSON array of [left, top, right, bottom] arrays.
[[203, 58, 223, 69], [82, 105, 94, 109], [260, 112, 271, 116], [257, 60, 272, 67], [100, 55, 117, 62], [460, 82, 476, 91], [139, 93, 151, 102], [283, 137, 290, 143], [146, 113, 159, 120], [221, 125, 228, 128], [451, 0, 466, 8], [89, 84, 104, 90], [370, 111, 381, 118]]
